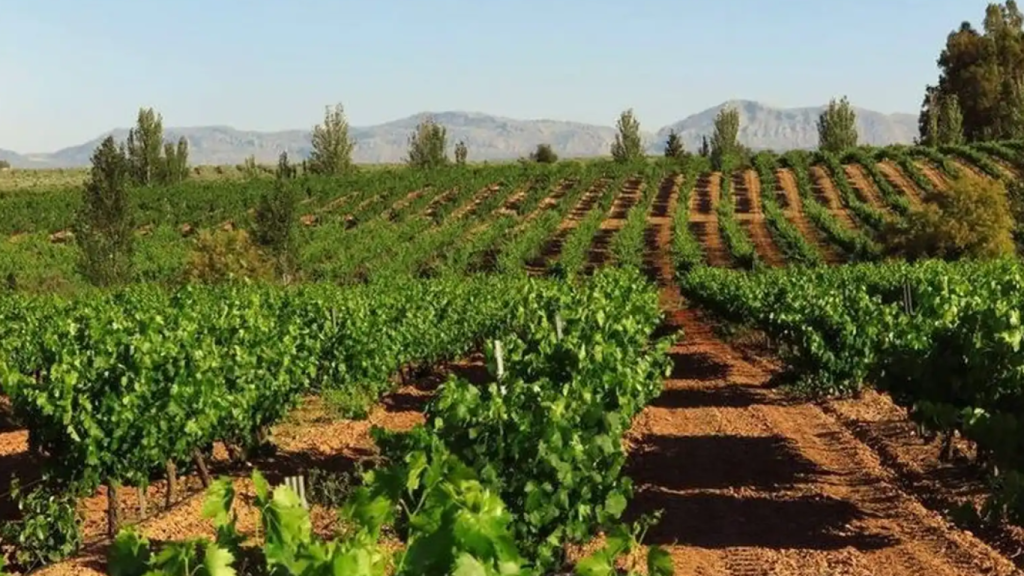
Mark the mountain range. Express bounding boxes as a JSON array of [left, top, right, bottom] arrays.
[[0, 100, 919, 168]]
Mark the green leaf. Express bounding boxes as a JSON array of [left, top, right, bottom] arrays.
[[252, 469, 270, 503], [647, 545, 674, 576], [201, 542, 237, 576], [201, 477, 235, 528], [406, 450, 428, 494], [604, 491, 627, 518], [452, 553, 489, 576], [107, 529, 151, 576], [574, 549, 615, 576]]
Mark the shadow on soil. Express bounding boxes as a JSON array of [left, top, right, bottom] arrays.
[[626, 433, 895, 550], [654, 386, 767, 410], [0, 413, 18, 434], [258, 446, 370, 487], [628, 434, 827, 491], [666, 351, 731, 382], [0, 450, 41, 520], [630, 488, 894, 551]]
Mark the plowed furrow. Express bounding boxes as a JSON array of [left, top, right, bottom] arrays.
[[734, 170, 785, 267], [809, 166, 858, 230], [689, 173, 731, 268], [877, 161, 924, 206]]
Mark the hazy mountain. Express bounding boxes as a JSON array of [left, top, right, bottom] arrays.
[[654, 100, 919, 152], [3, 101, 919, 168]]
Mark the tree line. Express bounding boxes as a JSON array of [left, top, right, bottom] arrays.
[[920, 1, 1024, 143]]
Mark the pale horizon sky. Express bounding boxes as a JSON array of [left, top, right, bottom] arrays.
[[0, 0, 994, 153]]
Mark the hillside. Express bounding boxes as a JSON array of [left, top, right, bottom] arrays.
[[3, 101, 919, 168]]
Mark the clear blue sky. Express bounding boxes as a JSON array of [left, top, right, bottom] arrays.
[[0, 0, 993, 152]]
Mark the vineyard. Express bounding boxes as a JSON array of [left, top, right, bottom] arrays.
[[3, 140, 1024, 575]]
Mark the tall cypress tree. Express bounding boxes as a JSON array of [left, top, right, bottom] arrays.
[[75, 136, 134, 286]]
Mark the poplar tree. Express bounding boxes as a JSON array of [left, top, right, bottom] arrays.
[[126, 107, 164, 186], [406, 117, 449, 169], [307, 103, 355, 175], [710, 106, 740, 171], [454, 140, 468, 165], [611, 108, 643, 162], [919, 2, 1024, 141], [937, 94, 965, 145], [816, 96, 859, 153]]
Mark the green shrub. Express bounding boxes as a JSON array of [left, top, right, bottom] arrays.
[[883, 174, 1015, 260]]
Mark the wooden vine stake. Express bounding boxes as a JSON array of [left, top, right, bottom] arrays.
[[555, 313, 564, 341], [107, 481, 120, 538]]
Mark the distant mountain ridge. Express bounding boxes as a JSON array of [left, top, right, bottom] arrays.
[[0, 100, 919, 168]]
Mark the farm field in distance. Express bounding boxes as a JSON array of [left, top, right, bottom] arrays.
[[3, 137, 1024, 576]]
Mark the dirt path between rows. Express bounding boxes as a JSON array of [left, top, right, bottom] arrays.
[[982, 154, 1021, 179], [689, 172, 731, 268], [809, 166, 859, 231], [774, 169, 843, 264], [844, 164, 887, 211], [584, 177, 644, 273], [877, 161, 925, 205], [631, 221, 1023, 576], [915, 160, 949, 191], [527, 177, 610, 272], [733, 170, 785, 267], [950, 157, 995, 182]]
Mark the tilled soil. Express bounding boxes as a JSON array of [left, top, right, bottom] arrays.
[[689, 172, 731, 268], [635, 199, 1024, 576], [584, 177, 645, 272], [949, 158, 995, 182], [876, 161, 925, 205], [735, 170, 785, 268], [982, 155, 1022, 179], [915, 160, 950, 191], [625, 303, 1022, 576], [843, 164, 887, 211], [773, 169, 843, 264], [809, 166, 859, 231]]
